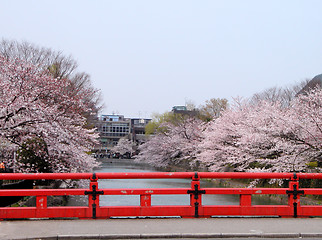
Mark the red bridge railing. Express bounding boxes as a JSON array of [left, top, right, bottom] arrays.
[[0, 172, 321, 219]]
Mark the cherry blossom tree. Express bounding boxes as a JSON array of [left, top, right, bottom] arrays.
[[0, 39, 103, 125], [111, 138, 135, 157], [199, 89, 322, 173], [0, 54, 99, 173], [135, 117, 205, 170], [250, 80, 309, 107]]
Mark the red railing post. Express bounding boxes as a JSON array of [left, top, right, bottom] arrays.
[[239, 193, 252, 216], [36, 196, 47, 209], [85, 173, 104, 219], [35, 195, 47, 218], [140, 194, 152, 207], [188, 172, 206, 218], [240, 194, 252, 206], [286, 173, 304, 218]]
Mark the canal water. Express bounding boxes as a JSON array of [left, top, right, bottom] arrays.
[[94, 158, 276, 207]]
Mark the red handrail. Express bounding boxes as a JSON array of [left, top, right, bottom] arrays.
[[1, 172, 321, 180], [0, 172, 321, 219]]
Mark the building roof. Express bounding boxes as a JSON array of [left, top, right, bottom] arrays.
[[172, 106, 187, 111]]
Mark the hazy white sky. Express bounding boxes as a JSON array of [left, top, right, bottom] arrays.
[[1, 0, 321, 118]]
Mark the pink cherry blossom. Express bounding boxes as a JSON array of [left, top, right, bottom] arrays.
[[135, 117, 205, 170], [0, 55, 99, 173], [199, 89, 321, 173], [111, 138, 135, 155], [136, 89, 321, 174]]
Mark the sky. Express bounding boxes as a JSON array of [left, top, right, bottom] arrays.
[[1, 0, 322, 118]]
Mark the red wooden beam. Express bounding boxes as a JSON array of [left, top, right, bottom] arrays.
[[0, 172, 321, 220], [1, 172, 322, 180]]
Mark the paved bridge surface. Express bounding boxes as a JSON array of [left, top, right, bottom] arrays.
[[1, 218, 322, 239]]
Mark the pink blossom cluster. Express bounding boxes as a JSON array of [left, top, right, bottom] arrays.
[[135, 118, 205, 169], [136, 90, 321, 173], [111, 138, 135, 155], [0, 55, 99, 173]]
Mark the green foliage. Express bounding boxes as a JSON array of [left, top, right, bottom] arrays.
[[145, 120, 160, 135], [47, 63, 61, 79], [145, 112, 188, 135], [198, 98, 229, 122], [307, 161, 318, 168], [145, 97, 229, 134]]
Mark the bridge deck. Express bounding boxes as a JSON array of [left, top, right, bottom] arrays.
[[1, 218, 322, 239]]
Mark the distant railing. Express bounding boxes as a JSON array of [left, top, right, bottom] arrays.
[[0, 172, 321, 219]]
